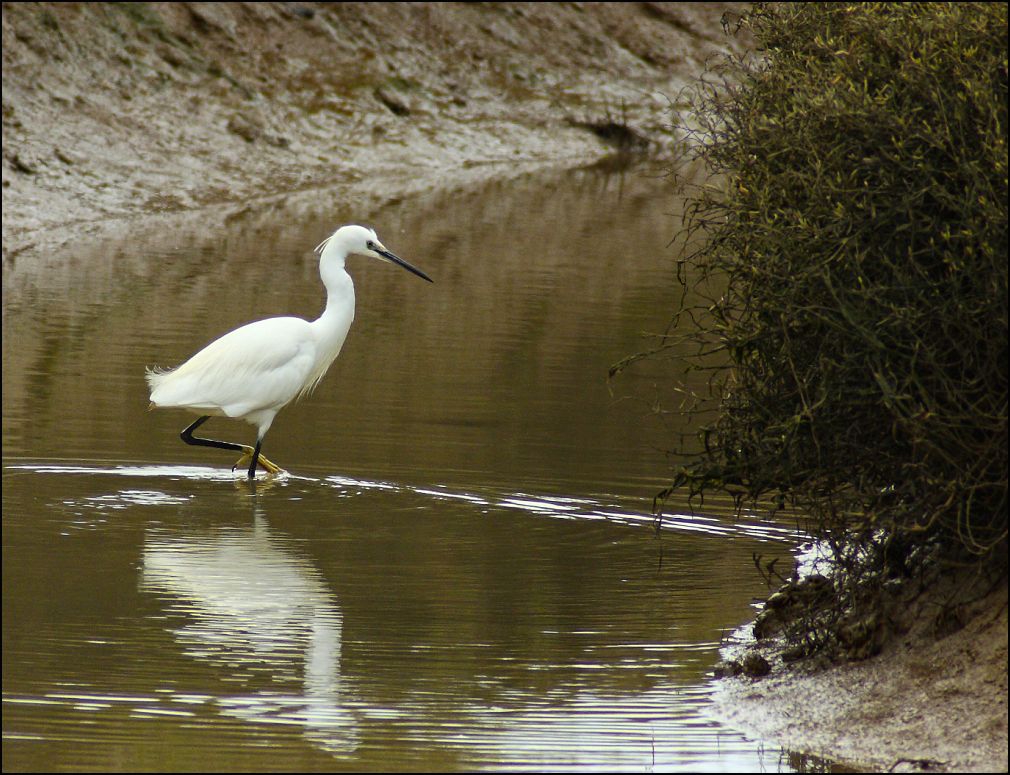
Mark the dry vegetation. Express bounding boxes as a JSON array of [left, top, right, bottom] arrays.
[[637, 4, 1007, 770]]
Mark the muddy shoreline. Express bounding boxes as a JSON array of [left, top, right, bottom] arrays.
[[3, 3, 1006, 772], [712, 566, 1008, 773], [2, 2, 742, 258]]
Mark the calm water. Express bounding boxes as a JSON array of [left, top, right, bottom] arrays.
[[3, 163, 813, 771]]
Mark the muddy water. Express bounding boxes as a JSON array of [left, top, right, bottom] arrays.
[[3, 163, 809, 771]]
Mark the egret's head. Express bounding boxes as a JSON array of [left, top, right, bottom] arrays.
[[315, 224, 432, 283]]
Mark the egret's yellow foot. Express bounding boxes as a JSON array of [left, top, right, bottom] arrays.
[[232, 446, 285, 475]]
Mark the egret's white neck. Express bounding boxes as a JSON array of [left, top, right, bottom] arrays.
[[313, 242, 355, 342], [319, 244, 352, 303]]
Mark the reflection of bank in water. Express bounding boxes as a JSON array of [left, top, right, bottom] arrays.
[[140, 510, 357, 755]]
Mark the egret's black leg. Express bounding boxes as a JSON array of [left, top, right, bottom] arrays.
[[179, 417, 284, 476], [180, 416, 243, 453], [179, 418, 282, 478], [247, 438, 262, 480]]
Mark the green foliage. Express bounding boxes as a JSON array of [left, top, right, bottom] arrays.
[[661, 3, 1007, 605]]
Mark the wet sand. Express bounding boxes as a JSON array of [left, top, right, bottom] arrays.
[[713, 578, 1007, 772]]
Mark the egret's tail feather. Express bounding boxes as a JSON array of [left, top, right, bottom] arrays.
[[145, 365, 175, 403]]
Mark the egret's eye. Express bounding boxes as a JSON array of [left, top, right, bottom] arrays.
[[366, 241, 376, 251]]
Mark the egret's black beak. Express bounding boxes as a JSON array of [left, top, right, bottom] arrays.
[[378, 248, 433, 283]]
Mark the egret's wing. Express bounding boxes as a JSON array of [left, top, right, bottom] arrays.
[[148, 317, 316, 416]]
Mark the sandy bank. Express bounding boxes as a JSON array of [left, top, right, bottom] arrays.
[[712, 568, 1007, 772], [2, 1, 742, 259]]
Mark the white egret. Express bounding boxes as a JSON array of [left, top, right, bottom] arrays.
[[146, 224, 432, 479]]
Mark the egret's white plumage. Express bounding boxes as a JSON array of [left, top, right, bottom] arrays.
[[147, 224, 431, 478]]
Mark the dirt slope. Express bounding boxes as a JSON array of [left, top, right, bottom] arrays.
[[713, 576, 1008, 772], [2, 1, 743, 258]]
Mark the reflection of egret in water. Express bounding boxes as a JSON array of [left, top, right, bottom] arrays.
[[140, 505, 357, 754]]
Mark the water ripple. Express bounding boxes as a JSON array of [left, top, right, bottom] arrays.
[[7, 462, 801, 544]]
